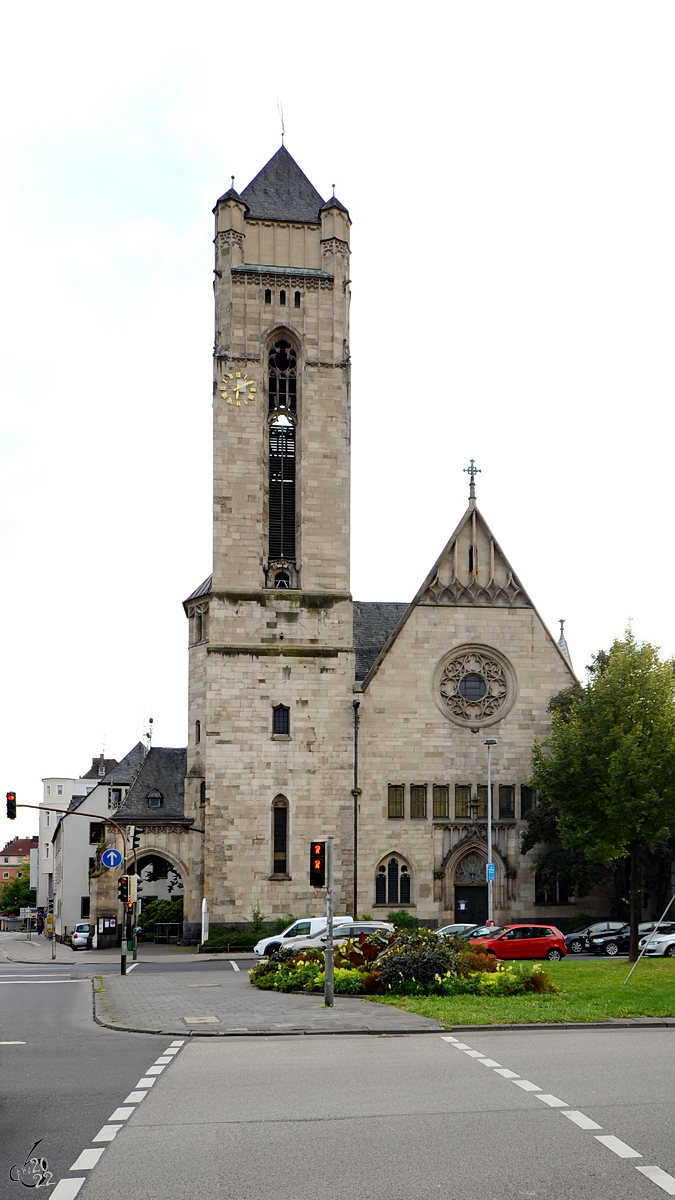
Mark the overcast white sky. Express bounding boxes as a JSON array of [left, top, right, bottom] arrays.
[[2, 2, 674, 845]]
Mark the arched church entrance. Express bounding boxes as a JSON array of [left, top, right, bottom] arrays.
[[131, 854, 185, 913], [454, 852, 488, 925]]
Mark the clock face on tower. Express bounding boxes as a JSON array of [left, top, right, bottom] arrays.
[[220, 371, 257, 406]]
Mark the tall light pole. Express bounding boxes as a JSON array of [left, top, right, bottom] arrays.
[[483, 738, 497, 923]]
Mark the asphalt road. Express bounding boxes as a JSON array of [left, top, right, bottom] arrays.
[[77, 1027, 675, 1200]]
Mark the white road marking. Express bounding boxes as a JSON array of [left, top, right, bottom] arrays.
[[561, 1110, 602, 1131], [441, 1036, 460, 1043], [124, 1091, 147, 1103], [69, 1148, 106, 1170], [109, 1107, 135, 1121], [494, 1068, 520, 1078], [92, 1125, 123, 1142], [512, 1080, 542, 1092], [450, 1042, 471, 1050], [136, 1077, 156, 1088], [0, 1040, 26, 1044], [230, 961, 240, 971], [477, 1058, 501, 1067], [464, 1049, 485, 1057], [169, 1039, 185, 1046], [0, 979, 86, 984], [145, 1065, 165, 1074], [126, 963, 138, 973], [155, 1056, 173, 1064], [636, 1166, 675, 1195], [536, 1094, 569, 1108], [51, 1179, 86, 1199], [162, 1047, 180, 1054], [595, 1135, 642, 1159]]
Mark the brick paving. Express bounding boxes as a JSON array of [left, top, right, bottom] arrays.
[[94, 964, 448, 1036]]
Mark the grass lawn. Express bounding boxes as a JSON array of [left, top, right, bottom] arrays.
[[370, 958, 675, 1025]]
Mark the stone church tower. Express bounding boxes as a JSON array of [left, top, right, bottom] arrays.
[[183, 147, 356, 933], [182, 146, 585, 938]]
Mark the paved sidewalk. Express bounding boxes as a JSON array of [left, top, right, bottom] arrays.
[[93, 965, 448, 1036], [0, 932, 236, 965]]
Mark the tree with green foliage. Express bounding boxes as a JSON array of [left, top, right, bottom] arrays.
[[0, 872, 36, 915], [530, 631, 675, 959]]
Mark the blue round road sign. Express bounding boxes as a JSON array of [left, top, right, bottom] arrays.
[[101, 848, 123, 869]]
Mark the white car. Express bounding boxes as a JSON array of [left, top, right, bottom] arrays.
[[280, 920, 395, 953], [638, 925, 675, 957], [254, 916, 352, 957], [71, 921, 92, 950]]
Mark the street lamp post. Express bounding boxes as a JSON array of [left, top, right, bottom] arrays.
[[483, 738, 498, 923]]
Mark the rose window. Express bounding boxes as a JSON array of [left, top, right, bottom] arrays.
[[436, 648, 513, 726]]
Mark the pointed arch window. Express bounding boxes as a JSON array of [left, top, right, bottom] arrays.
[[272, 796, 289, 877], [268, 339, 297, 413], [269, 413, 295, 561], [376, 856, 412, 906]]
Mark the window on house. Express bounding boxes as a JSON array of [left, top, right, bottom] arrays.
[[109, 788, 121, 810], [521, 786, 536, 816], [272, 798, 288, 875], [433, 785, 449, 819], [535, 873, 572, 905], [455, 785, 471, 819], [3, 872, 9, 879], [44, 844, 49, 859], [200, 781, 206, 805], [499, 785, 515, 818], [46, 785, 51, 796], [269, 415, 296, 561], [294, 291, 301, 308], [279, 289, 286, 305], [268, 339, 297, 413], [476, 786, 491, 819], [89, 822, 105, 845], [387, 785, 404, 819], [410, 785, 427, 819], [265, 288, 271, 304], [146, 791, 163, 808], [45, 811, 50, 827], [273, 705, 290, 735], [80, 897, 90, 919], [195, 720, 201, 744], [57, 784, 63, 796], [377, 857, 412, 905]]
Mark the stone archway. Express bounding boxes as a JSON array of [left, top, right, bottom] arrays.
[[130, 854, 185, 912]]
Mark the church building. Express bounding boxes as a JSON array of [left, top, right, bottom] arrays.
[[177, 144, 580, 939]]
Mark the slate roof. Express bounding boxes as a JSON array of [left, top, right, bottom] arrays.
[[82, 756, 118, 779], [101, 743, 147, 787], [115, 748, 187, 822], [240, 146, 326, 223], [353, 601, 409, 681], [184, 575, 212, 606]]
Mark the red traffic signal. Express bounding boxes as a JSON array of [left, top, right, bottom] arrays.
[[117, 876, 129, 903], [309, 841, 326, 887], [6, 792, 17, 820]]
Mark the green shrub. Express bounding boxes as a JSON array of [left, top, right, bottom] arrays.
[[388, 910, 420, 930], [442, 964, 559, 997], [314, 968, 365, 994], [378, 927, 458, 994], [199, 925, 259, 952]]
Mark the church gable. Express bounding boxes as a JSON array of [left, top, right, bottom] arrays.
[[420, 505, 532, 609]]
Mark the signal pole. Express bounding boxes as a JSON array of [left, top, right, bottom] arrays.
[[324, 837, 334, 1008]]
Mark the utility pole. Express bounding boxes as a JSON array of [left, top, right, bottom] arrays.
[[352, 699, 360, 919], [324, 837, 334, 1007], [484, 738, 497, 923]]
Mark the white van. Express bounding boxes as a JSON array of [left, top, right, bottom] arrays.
[[254, 916, 351, 957]]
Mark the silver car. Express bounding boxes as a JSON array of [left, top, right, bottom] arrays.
[[280, 921, 395, 953]]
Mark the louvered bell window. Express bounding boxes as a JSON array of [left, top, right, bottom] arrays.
[[269, 416, 296, 560]]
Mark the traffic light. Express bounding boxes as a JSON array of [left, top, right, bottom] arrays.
[[127, 873, 138, 902], [6, 792, 17, 820], [309, 841, 326, 887], [117, 876, 129, 903], [131, 826, 141, 851]]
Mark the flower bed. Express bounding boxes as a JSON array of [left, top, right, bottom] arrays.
[[248, 929, 558, 998]]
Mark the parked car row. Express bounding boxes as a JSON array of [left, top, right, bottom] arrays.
[[589, 921, 675, 957]]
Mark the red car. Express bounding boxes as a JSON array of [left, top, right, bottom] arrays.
[[469, 924, 567, 961]]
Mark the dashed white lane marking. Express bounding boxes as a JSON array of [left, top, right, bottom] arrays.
[[512, 1080, 542, 1092], [636, 1166, 675, 1195], [230, 960, 241, 971], [155, 1055, 173, 1064], [124, 1091, 147, 1103], [562, 1110, 602, 1131], [0, 979, 86, 984], [92, 1124, 123, 1142], [441, 1036, 460, 1043], [477, 1058, 501, 1067], [0, 1040, 26, 1044], [169, 1039, 186, 1046], [494, 1068, 520, 1078], [70, 1149, 105, 1170], [464, 1049, 485, 1057], [536, 1094, 569, 1108], [136, 1077, 156, 1088], [595, 1135, 642, 1159], [145, 1065, 165, 1075], [109, 1107, 135, 1121], [126, 963, 138, 973], [52, 1179, 85, 1199], [450, 1042, 471, 1050]]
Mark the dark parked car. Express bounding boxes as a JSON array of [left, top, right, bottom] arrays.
[[589, 921, 674, 956], [564, 921, 625, 954]]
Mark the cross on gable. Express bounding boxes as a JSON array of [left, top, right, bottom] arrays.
[[464, 459, 481, 499]]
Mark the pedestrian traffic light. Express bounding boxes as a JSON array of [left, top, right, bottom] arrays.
[[131, 826, 141, 851], [117, 876, 129, 903], [309, 841, 326, 887], [6, 792, 17, 820]]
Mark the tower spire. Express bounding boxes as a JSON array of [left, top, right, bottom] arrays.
[[463, 458, 481, 502]]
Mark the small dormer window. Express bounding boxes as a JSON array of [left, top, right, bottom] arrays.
[[146, 790, 163, 809]]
